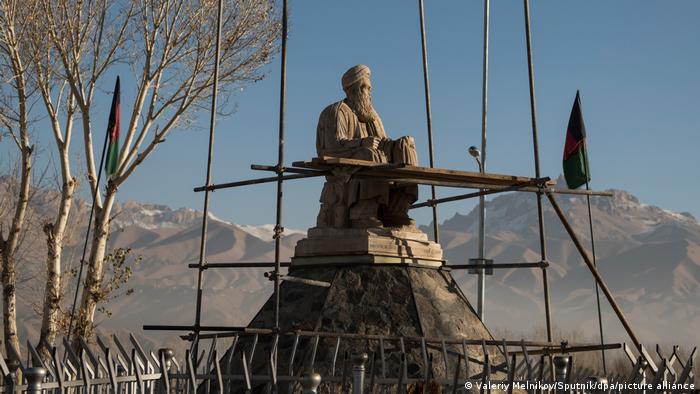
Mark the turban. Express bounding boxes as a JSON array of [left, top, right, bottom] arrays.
[[342, 64, 370, 91]]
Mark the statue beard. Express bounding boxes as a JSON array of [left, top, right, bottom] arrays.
[[347, 88, 377, 123]]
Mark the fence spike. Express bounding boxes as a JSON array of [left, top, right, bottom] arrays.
[[223, 335, 237, 394], [461, 339, 470, 380], [330, 337, 341, 378], [133, 348, 145, 394], [113, 335, 133, 372], [248, 334, 258, 368], [130, 333, 154, 373], [80, 348, 93, 390], [508, 354, 516, 394], [287, 333, 300, 377], [520, 340, 533, 381], [640, 345, 659, 374], [397, 353, 406, 394], [50, 346, 65, 392], [674, 347, 695, 385], [106, 348, 118, 392], [0, 352, 10, 378], [79, 337, 100, 376], [451, 354, 462, 394], [241, 351, 252, 391], [185, 349, 197, 393], [309, 335, 320, 372], [159, 348, 171, 394], [213, 349, 224, 393], [269, 334, 279, 388], [205, 335, 218, 374], [420, 337, 429, 380]]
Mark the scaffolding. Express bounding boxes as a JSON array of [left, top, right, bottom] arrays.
[[142, 0, 670, 384]]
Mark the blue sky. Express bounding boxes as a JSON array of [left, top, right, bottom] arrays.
[[5, 1, 700, 230]]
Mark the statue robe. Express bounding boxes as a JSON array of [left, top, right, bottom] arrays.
[[316, 99, 418, 211]]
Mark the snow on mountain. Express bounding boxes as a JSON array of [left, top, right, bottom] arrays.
[[110, 200, 306, 241], [237, 224, 307, 241]]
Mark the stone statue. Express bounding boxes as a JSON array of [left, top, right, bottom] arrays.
[[315, 65, 419, 228]]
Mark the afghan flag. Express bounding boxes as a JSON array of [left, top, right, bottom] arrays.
[[562, 90, 590, 189], [105, 76, 120, 177]]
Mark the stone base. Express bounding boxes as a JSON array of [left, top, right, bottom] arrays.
[[293, 225, 444, 265], [292, 254, 443, 267], [241, 264, 508, 392]]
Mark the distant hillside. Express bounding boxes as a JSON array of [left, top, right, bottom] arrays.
[[2, 175, 698, 347]]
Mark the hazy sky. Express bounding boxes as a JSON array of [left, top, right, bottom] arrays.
[[6, 1, 700, 230]]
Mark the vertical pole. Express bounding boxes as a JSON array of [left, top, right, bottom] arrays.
[[418, 0, 440, 244], [476, 0, 490, 322], [193, 0, 224, 360], [585, 179, 607, 374], [522, 0, 553, 350], [274, 0, 289, 333]]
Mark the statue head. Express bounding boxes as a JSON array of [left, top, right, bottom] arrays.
[[342, 64, 377, 123]]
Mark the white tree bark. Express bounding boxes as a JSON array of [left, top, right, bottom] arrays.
[[36, 0, 279, 342], [0, 0, 36, 361]]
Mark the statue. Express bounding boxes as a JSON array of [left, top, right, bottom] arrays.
[[316, 65, 419, 228]]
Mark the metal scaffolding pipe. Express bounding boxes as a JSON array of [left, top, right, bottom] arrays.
[[418, 0, 440, 244], [192, 0, 225, 359], [523, 0, 553, 349]]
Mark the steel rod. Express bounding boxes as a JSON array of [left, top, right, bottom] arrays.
[[579, 89, 607, 373], [410, 183, 610, 209], [187, 262, 291, 269], [273, 0, 289, 334], [523, 0, 553, 350], [545, 191, 644, 354], [250, 164, 323, 175], [446, 262, 547, 270], [142, 325, 585, 348], [191, 0, 225, 360], [511, 343, 621, 357], [193, 172, 324, 192], [476, 0, 491, 325], [586, 180, 607, 374], [418, 0, 440, 244]]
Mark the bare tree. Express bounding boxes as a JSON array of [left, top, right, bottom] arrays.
[[39, 0, 279, 340], [0, 0, 39, 360], [29, 29, 79, 350]]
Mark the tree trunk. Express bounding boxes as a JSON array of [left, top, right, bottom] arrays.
[[1, 147, 31, 361], [1, 252, 20, 360], [39, 177, 76, 350], [75, 182, 117, 341]]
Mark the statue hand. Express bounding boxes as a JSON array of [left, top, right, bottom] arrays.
[[361, 136, 381, 150]]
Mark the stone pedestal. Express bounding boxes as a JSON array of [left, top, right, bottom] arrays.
[[237, 227, 511, 392], [292, 225, 444, 267]]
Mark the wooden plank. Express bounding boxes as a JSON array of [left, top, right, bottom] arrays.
[[293, 157, 545, 187]]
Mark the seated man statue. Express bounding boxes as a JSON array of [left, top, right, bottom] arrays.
[[316, 64, 419, 228]]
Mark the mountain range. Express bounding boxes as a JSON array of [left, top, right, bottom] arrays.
[[2, 175, 698, 348]]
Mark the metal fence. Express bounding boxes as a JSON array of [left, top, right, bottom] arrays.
[[0, 332, 695, 393]]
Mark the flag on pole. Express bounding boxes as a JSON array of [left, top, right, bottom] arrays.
[[105, 76, 121, 177], [562, 90, 590, 189]]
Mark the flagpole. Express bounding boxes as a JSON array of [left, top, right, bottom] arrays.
[[65, 87, 115, 349], [585, 170, 607, 375]]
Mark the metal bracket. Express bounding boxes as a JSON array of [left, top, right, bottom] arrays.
[[468, 258, 493, 275]]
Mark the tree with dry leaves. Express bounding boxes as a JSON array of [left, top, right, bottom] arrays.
[[37, 0, 279, 341], [0, 0, 40, 360]]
